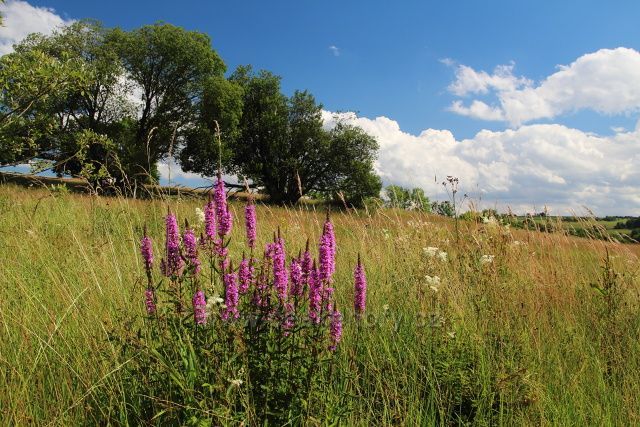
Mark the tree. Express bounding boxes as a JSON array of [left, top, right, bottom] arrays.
[[0, 20, 227, 189], [109, 22, 226, 181], [432, 201, 455, 217], [0, 45, 89, 165], [385, 185, 430, 211], [181, 67, 381, 205], [179, 76, 244, 176]]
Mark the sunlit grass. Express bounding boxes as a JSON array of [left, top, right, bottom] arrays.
[[1, 184, 639, 424]]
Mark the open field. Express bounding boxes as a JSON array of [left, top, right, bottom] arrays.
[[1, 184, 640, 425]]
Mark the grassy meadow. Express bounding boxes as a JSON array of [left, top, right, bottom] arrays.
[[1, 183, 640, 425]]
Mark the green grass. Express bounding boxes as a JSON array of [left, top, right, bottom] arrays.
[[1, 184, 640, 425]]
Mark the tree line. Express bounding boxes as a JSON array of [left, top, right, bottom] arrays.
[[0, 20, 380, 205]]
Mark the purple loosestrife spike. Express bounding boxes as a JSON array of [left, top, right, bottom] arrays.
[[144, 288, 156, 314], [328, 307, 343, 351], [245, 200, 257, 249], [238, 254, 253, 294], [204, 196, 216, 241], [318, 213, 336, 283], [319, 232, 335, 283], [323, 286, 335, 313], [354, 254, 367, 319], [289, 258, 303, 297], [214, 172, 232, 237], [273, 235, 288, 302], [183, 221, 201, 275], [140, 226, 154, 271], [193, 290, 207, 325], [308, 263, 322, 324], [222, 265, 239, 320], [165, 211, 183, 277], [301, 239, 313, 284], [282, 302, 295, 336]]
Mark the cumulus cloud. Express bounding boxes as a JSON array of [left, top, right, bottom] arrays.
[[0, 0, 72, 55], [322, 111, 640, 215], [446, 48, 640, 126], [328, 45, 340, 57]]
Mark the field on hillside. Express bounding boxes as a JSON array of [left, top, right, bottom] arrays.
[[1, 184, 640, 425]]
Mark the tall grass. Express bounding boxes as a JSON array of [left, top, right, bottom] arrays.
[[1, 184, 639, 424]]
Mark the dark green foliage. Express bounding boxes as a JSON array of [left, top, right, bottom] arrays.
[[0, 20, 225, 189], [432, 200, 455, 217], [181, 66, 382, 205]]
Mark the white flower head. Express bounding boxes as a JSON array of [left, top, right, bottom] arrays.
[[195, 207, 205, 225], [228, 378, 243, 387], [480, 254, 495, 265], [425, 275, 441, 292], [423, 246, 439, 257], [437, 251, 448, 262], [205, 293, 226, 317]]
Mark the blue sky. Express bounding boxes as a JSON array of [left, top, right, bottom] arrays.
[[25, 0, 640, 138], [2, 0, 640, 214]]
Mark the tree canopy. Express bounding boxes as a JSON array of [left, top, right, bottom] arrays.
[[0, 20, 225, 189], [0, 20, 382, 205], [181, 66, 381, 205]]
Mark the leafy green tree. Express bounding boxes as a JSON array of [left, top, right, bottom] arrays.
[[109, 23, 226, 181], [0, 46, 89, 165], [385, 185, 430, 211], [1, 20, 227, 188], [182, 67, 381, 205], [179, 76, 244, 176]]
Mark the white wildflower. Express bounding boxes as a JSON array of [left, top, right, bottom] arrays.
[[480, 255, 495, 265], [482, 215, 498, 225], [205, 293, 225, 317], [423, 246, 439, 257], [425, 275, 441, 292], [195, 207, 205, 225], [228, 378, 243, 387], [437, 251, 448, 262]]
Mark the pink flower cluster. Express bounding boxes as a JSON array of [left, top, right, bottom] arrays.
[[139, 174, 369, 352]]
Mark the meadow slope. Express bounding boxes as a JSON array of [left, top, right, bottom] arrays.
[[1, 184, 639, 425]]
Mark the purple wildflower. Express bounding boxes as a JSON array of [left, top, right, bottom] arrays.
[[222, 268, 239, 320], [204, 197, 216, 240], [245, 200, 257, 249], [319, 213, 336, 283], [140, 227, 153, 271], [144, 288, 156, 314], [354, 254, 367, 319], [301, 239, 313, 280], [183, 224, 201, 275], [323, 286, 335, 313], [193, 290, 207, 325], [273, 234, 288, 303], [164, 212, 183, 277], [328, 308, 343, 351], [214, 173, 232, 237], [238, 255, 253, 294], [282, 302, 295, 336], [289, 257, 303, 297], [308, 264, 322, 324]]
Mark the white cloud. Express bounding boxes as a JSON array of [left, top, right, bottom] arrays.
[[447, 62, 532, 97], [328, 45, 340, 57], [446, 48, 640, 126], [322, 111, 640, 215], [448, 100, 505, 121], [0, 0, 72, 55]]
